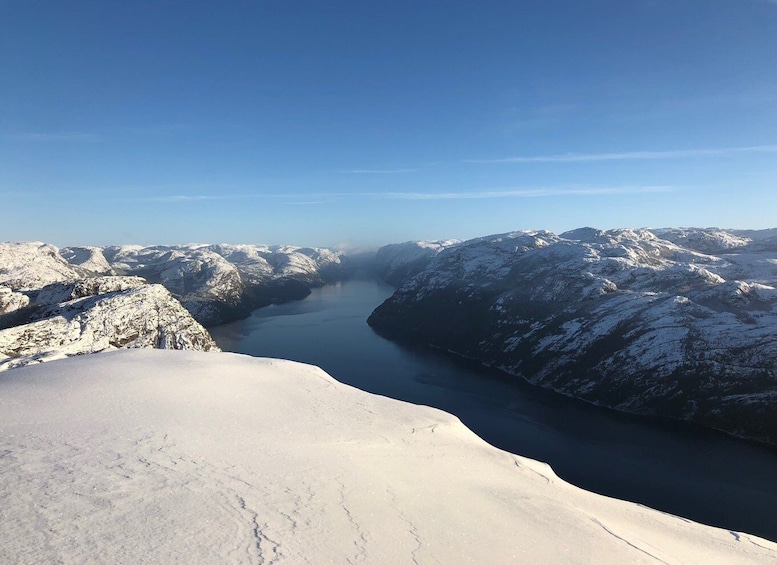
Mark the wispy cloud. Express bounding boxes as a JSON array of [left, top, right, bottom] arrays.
[[337, 168, 418, 174], [466, 144, 777, 164], [144, 195, 225, 203], [140, 193, 340, 203], [378, 186, 675, 200], [129, 185, 675, 203]]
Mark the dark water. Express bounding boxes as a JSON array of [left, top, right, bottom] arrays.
[[211, 279, 777, 541]]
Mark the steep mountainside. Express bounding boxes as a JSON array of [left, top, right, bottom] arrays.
[[368, 228, 777, 444]]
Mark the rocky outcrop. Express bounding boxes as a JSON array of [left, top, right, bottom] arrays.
[[0, 287, 29, 316], [368, 228, 777, 444], [0, 277, 218, 372]]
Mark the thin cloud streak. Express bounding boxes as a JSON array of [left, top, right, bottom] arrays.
[[337, 168, 418, 174], [145, 195, 225, 203], [378, 186, 675, 200], [123, 185, 675, 203], [466, 145, 777, 164]]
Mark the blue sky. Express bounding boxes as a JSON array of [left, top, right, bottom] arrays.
[[2, 1, 776, 248]]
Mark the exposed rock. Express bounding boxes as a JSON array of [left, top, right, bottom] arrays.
[[28, 276, 149, 306], [0, 281, 218, 372], [0, 286, 29, 316]]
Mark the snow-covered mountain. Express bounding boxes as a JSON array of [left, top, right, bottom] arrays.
[[0, 240, 345, 370], [374, 239, 460, 286], [0, 241, 89, 289], [63, 243, 348, 325], [368, 228, 777, 445], [1, 349, 773, 563]]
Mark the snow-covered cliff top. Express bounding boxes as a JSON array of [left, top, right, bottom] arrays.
[[1, 349, 773, 564]]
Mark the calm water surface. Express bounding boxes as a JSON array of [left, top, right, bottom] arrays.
[[211, 279, 777, 541]]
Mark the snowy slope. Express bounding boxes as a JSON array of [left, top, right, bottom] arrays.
[[59, 245, 114, 274], [369, 228, 777, 444], [0, 241, 87, 290], [1, 349, 774, 564], [374, 239, 460, 286]]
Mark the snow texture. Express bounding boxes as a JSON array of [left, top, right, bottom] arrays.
[[1, 349, 774, 564]]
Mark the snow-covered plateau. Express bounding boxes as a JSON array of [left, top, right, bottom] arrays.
[[1, 348, 774, 564], [368, 227, 777, 445]]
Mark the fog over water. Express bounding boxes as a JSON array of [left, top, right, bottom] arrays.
[[211, 279, 777, 542]]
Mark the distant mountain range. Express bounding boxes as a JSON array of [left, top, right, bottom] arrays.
[[369, 228, 777, 445], [0, 242, 348, 370], [62, 243, 349, 325]]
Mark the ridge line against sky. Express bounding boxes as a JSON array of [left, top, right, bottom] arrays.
[[2, 1, 776, 247]]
